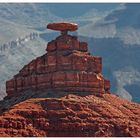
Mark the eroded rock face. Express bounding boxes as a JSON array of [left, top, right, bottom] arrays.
[[6, 34, 110, 99], [0, 94, 140, 137], [2, 23, 140, 137]]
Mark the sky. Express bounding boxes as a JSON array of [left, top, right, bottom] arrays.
[[46, 3, 120, 18]]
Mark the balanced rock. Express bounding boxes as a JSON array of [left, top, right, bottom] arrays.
[[2, 22, 140, 137], [5, 22, 110, 99], [47, 22, 78, 35], [47, 22, 78, 31]]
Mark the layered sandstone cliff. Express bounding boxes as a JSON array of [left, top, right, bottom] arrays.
[[6, 23, 110, 99], [1, 22, 140, 137]]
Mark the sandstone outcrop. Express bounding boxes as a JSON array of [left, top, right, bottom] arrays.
[[6, 22, 110, 99], [2, 22, 140, 137], [0, 94, 140, 137]]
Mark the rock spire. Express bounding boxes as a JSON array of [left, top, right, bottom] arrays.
[[6, 22, 110, 99]]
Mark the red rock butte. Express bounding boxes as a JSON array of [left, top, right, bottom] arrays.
[[6, 22, 110, 99], [1, 22, 140, 137]]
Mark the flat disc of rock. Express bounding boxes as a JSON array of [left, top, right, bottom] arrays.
[[47, 22, 78, 32]]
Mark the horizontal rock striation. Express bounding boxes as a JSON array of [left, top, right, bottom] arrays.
[[2, 22, 140, 137], [6, 34, 110, 99]]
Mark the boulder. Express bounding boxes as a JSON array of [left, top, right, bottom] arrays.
[[79, 42, 88, 52], [46, 41, 56, 52]]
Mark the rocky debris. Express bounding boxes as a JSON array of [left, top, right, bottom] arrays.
[[6, 23, 110, 99], [0, 94, 140, 137]]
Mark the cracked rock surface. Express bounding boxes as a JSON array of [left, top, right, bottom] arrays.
[[0, 94, 140, 137]]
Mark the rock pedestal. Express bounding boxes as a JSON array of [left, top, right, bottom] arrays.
[[6, 22, 110, 99]]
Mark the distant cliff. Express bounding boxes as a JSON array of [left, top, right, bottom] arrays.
[[0, 32, 39, 54]]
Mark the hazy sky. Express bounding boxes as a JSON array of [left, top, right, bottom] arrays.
[[46, 3, 120, 18]]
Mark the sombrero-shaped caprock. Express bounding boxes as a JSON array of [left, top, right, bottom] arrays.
[[47, 22, 78, 35]]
